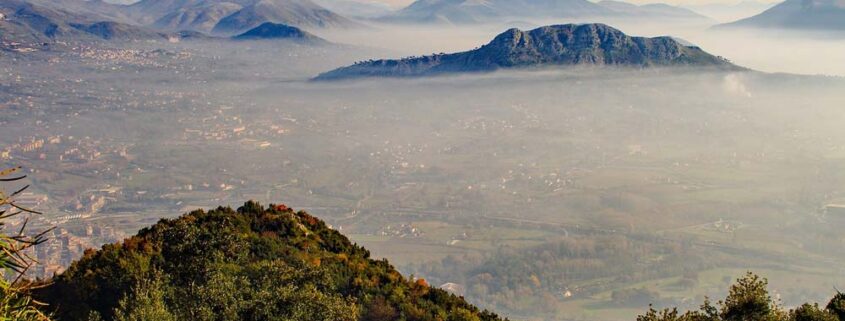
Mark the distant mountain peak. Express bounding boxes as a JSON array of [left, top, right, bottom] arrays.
[[315, 23, 740, 80], [232, 21, 327, 43], [718, 0, 845, 30], [384, 0, 712, 24]]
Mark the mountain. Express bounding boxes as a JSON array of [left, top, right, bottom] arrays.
[[383, 0, 713, 25], [0, 0, 84, 43], [35, 201, 506, 321], [25, 0, 133, 23], [684, 1, 776, 23], [0, 0, 164, 44], [232, 21, 327, 43], [718, 0, 845, 30], [596, 0, 715, 22], [315, 23, 738, 80], [312, 0, 393, 19], [383, 0, 614, 24], [70, 20, 165, 39], [126, 0, 357, 35], [152, 2, 243, 33], [212, 0, 357, 34]]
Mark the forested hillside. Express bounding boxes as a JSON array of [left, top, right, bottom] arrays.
[[35, 201, 505, 321]]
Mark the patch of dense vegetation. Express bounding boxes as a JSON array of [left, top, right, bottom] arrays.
[[36, 201, 506, 321], [638, 272, 845, 321]]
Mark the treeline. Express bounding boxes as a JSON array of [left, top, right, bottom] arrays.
[[34, 201, 506, 321], [406, 234, 715, 315], [639, 272, 845, 321]]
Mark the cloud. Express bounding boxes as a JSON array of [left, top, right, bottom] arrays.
[[722, 73, 752, 97]]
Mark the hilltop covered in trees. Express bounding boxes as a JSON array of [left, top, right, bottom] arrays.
[[34, 201, 506, 321]]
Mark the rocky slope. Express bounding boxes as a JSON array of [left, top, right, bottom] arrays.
[[315, 23, 738, 80]]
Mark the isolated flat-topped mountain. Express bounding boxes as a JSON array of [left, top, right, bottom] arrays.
[[232, 21, 327, 43], [315, 23, 739, 80], [718, 0, 845, 30]]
